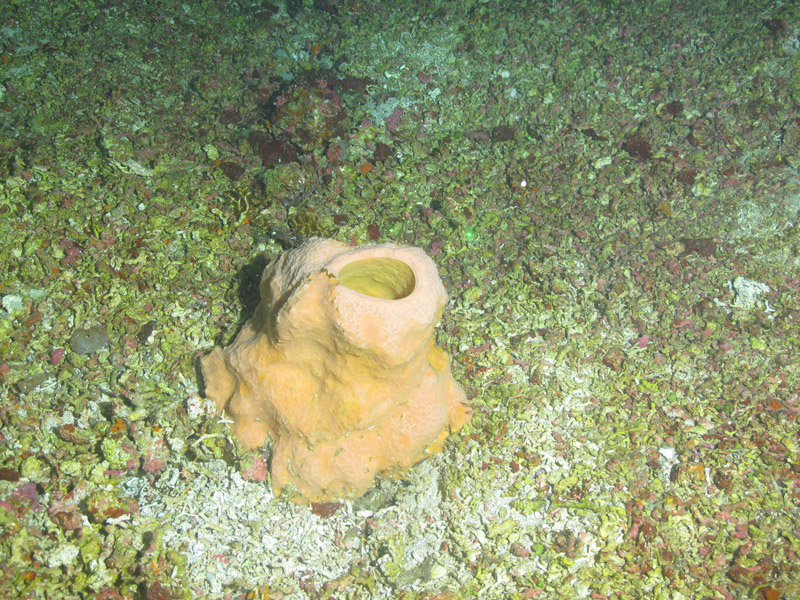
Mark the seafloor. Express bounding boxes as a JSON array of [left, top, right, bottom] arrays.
[[1, 0, 799, 598]]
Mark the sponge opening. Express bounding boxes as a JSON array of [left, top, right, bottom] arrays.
[[337, 257, 416, 299]]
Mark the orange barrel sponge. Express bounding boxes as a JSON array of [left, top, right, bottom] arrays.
[[201, 238, 471, 502]]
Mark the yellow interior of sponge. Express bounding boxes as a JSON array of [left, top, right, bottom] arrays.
[[337, 257, 416, 299]]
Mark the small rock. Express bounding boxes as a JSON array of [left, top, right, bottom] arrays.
[[311, 501, 342, 517], [70, 325, 109, 355], [16, 372, 49, 394], [50, 348, 66, 364], [1, 294, 24, 314], [602, 346, 626, 372], [46, 543, 79, 569]]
